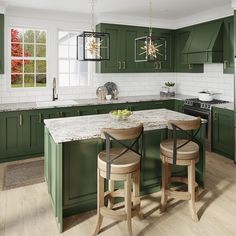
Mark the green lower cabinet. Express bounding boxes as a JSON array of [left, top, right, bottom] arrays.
[[212, 107, 234, 159], [23, 110, 44, 155], [174, 100, 184, 113], [0, 111, 24, 161]]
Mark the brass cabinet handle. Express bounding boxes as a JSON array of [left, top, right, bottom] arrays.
[[94, 109, 99, 114], [155, 102, 163, 105], [77, 110, 81, 116], [60, 111, 64, 117], [123, 61, 126, 70], [38, 113, 42, 123], [118, 61, 121, 70], [188, 64, 192, 70], [159, 62, 162, 70], [223, 60, 228, 70], [19, 114, 23, 126], [154, 62, 159, 69], [213, 111, 217, 121]]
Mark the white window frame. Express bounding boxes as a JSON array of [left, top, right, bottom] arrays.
[[7, 26, 49, 90], [57, 29, 94, 88]]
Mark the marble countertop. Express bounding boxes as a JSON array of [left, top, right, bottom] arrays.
[[212, 102, 234, 111], [0, 94, 195, 112], [44, 108, 206, 144]]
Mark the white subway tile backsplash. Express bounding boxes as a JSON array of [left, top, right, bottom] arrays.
[[0, 63, 234, 103]]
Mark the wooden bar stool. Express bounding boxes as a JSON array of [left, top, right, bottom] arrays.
[[94, 124, 143, 236], [160, 117, 201, 222]]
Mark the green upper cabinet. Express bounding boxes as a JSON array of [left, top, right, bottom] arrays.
[[96, 23, 142, 73], [174, 28, 204, 73], [223, 16, 234, 74], [96, 23, 174, 73], [0, 14, 4, 74]]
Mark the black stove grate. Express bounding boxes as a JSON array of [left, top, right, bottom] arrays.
[[185, 98, 228, 105]]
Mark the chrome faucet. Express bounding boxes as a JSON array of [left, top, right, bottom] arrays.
[[52, 77, 58, 101]]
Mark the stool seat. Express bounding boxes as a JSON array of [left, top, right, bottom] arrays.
[[160, 139, 199, 160], [98, 147, 140, 174]]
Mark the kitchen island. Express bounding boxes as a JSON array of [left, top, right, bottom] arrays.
[[44, 109, 206, 232]]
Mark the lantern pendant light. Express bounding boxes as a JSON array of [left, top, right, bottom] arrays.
[[135, 0, 167, 62], [77, 0, 110, 61]]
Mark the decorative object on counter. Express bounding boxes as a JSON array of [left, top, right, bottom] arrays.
[[109, 109, 132, 121], [96, 86, 108, 100], [104, 82, 118, 99], [77, 0, 110, 61], [160, 82, 175, 97], [105, 94, 112, 100], [134, 0, 167, 62], [198, 90, 221, 102]]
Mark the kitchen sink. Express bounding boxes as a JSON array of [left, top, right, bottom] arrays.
[[36, 100, 78, 108]]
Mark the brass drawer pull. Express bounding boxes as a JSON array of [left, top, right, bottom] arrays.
[[123, 61, 126, 70], [213, 112, 217, 121], [159, 62, 162, 70], [223, 60, 228, 70], [19, 114, 23, 126], [118, 61, 121, 70], [38, 113, 42, 123]]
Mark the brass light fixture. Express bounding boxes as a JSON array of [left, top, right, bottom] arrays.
[[135, 0, 167, 62], [77, 0, 110, 61]]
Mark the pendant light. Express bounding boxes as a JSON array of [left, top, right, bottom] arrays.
[[135, 0, 167, 62], [77, 0, 110, 61]]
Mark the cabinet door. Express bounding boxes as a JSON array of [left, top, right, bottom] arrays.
[[174, 100, 184, 113], [0, 14, 4, 74], [141, 130, 167, 189], [23, 110, 44, 155], [223, 17, 234, 74], [174, 29, 203, 73], [212, 108, 234, 159], [96, 24, 121, 73], [122, 26, 140, 72], [0, 112, 24, 160]]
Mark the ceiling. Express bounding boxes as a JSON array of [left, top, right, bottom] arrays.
[[1, 0, 232, 20]]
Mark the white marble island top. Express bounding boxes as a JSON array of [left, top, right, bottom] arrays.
[[45, 109, 206, 144]]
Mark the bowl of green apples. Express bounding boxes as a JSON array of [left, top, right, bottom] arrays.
[[109, 109, 133, 121]]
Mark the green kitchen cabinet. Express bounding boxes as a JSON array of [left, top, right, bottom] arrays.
[[0, 111, 24, 161], [96, 24, 142, 73], [212, 107, 234, 159], [174, 100, 184, 113], [223, 16, 234, 74], [174, 28, 204, 73], [135, 27, 174, 72], [96, 23, 174, 73], [0, 14, 4, 74], [23, 110, 44, 155]]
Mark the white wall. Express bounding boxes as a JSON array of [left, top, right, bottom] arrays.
[[176, 64, 234, 102]]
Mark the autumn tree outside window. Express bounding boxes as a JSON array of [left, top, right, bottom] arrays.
[[11, 28, 47, 88]]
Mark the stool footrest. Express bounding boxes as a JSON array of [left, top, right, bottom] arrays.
[[100, 204, 140, 221], [166, 189, 191, 200], [170, 176, 198, 188]]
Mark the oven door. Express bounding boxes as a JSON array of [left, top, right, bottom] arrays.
[[183, 106, 210, 140]]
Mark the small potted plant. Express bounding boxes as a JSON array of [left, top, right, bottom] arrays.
[[165, 82, 175, 93]]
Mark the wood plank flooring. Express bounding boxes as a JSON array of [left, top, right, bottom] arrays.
[[0, 152, 236, 236]]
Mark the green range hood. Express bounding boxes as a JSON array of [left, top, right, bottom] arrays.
[[182, 20, 223, 64]]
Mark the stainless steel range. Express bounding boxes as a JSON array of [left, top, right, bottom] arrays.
[[184, 98, 229, 151]]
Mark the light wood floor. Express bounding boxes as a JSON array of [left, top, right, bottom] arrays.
[[0, 152, 236, 236]]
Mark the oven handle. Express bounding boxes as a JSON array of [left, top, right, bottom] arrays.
[[183, 107, 210, 116]]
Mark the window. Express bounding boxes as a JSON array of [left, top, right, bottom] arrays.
[[58, 31, 89, 87], [11, 28, 47, 88]]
